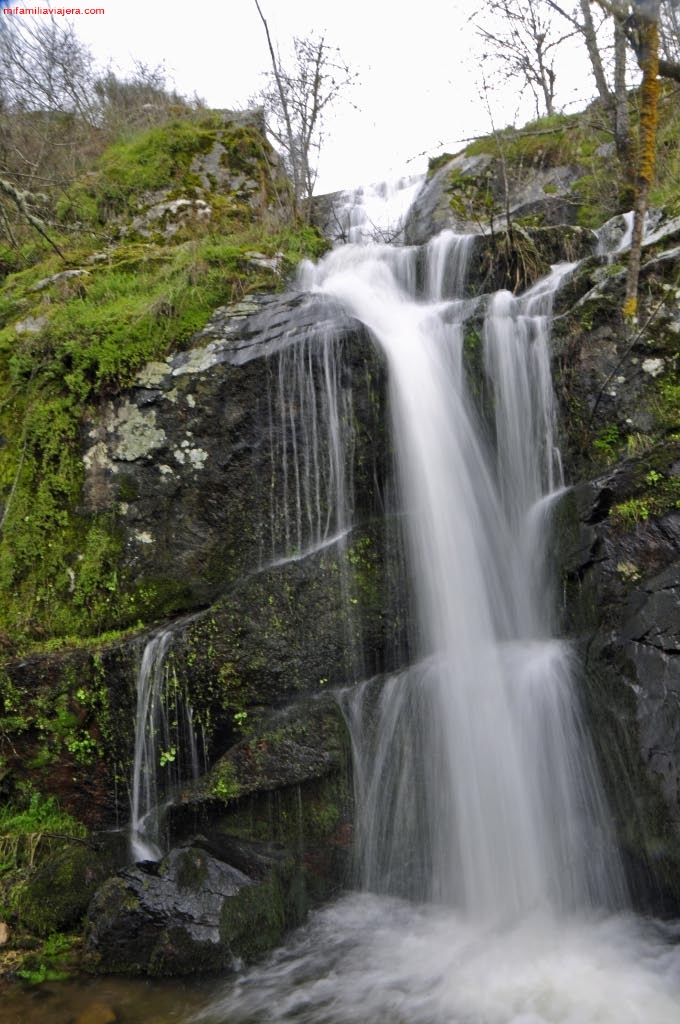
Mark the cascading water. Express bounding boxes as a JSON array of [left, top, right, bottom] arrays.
[[130, 629, 203, 861], [195, 224, 680, 1024], [266, 328, 354, 565], [318, 241, 623, 918], [325, 174, 424, 245]]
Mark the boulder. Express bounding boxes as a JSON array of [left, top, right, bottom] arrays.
[[84, 842, 296, 975]]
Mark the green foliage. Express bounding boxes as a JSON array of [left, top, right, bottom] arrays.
[[649, 84, 680, 215], [609, 457, 680, 530], [16, 933, 75, 984], [427, 152, 456, 177], [611, 496, 651, 526], [0, 110, 325, 644], [592, 425, 622, 464], [654, 375, 680, 432], [462, 110, 622, 230], [210, 759, 241, 802], [0, 792, 86, 877]]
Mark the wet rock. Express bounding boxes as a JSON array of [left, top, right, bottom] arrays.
[[197, 696, 348, 803], [80, 290, 384, 617], [85, 842, 298, 975], [403, 152, 586, 245]]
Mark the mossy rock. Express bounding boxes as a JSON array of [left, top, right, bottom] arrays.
[[12, 835, 125, 936]]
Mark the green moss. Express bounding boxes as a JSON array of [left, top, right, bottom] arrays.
[[220, 871, 286, 961], [446, 165, 496, 228], [58, 119, 219, 225], [210, 760, 241, 803], [15, 932, 77, 984], [592, 424, 623, 465], [174, 847, 210, 891], [14, 844, 95, 936]]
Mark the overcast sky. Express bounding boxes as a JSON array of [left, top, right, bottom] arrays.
[[12, 0, 599, 192]]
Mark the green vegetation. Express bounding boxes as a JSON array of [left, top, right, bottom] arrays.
[[592, 425, 623, 465], [16, 932, 76, 984], [446, 93, 680, 234], [0, 791, 86, 876], [210, 759, 241, 802], [0, 112, 326, 648]]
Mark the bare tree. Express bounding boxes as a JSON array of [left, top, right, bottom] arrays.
[[473, 0, 577, 117], [0, 15, 97, 252], [253, 0, 357, 214], [0, 14, 96, 121]]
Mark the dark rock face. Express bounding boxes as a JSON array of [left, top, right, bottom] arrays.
[[81, 291, 391, 616], [85, 701, 353, 975], [553, 224, 680, 910]]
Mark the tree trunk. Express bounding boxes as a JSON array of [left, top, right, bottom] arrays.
[[578, 0, 612, 106], [613, 14, 633, 178], [624, 3, 660, 319]]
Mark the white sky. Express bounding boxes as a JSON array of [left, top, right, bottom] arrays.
[[42, 0, 598, 192]]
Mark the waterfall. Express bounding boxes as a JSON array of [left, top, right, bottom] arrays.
[[130, 629, 203, 862], [311, 243, 624, 919], [324, 174, 424, 245], [195, 230, 680, 1024]]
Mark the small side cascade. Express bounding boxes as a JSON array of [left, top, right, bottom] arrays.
[[266, 327, 355, 566], [424, 230, 476, 300], [129, 629, 204, 862]]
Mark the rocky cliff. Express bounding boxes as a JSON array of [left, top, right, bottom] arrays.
[[1, 105, 680, 977]]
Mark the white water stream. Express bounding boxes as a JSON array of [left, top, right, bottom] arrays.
[[130, 629, 203, 861], [194, 227, 680, 1022]]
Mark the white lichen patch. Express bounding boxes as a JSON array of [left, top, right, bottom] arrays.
[[642, 357, 665, 378], [134, 530, 154, 545], [158, 464, 174, 476], [186, 394, 196, 408], [135, 361, 172, 388], [173, 446, 208, 469], [172, 343, 222, 377], [15, 316, 48, 334], [83, 440, 116, 474], [111, 404, 166, 461], [187, 448, 208, 468]]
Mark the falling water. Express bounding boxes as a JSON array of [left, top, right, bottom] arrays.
[[313, 244, 621, 916], [266, 328, 354, 564], [326, 174, 424, 244], [194, 231, 680, 1022], [130, 629, 202, 861]]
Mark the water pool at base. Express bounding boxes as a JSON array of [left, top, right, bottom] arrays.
[[4, 893, 680, 1024]]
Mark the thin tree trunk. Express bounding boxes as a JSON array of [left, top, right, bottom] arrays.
[[613, 14, 633, 177], [253, 0, 300, 217], [624, 5, 660, 318], [578, 0, 612, 106]]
